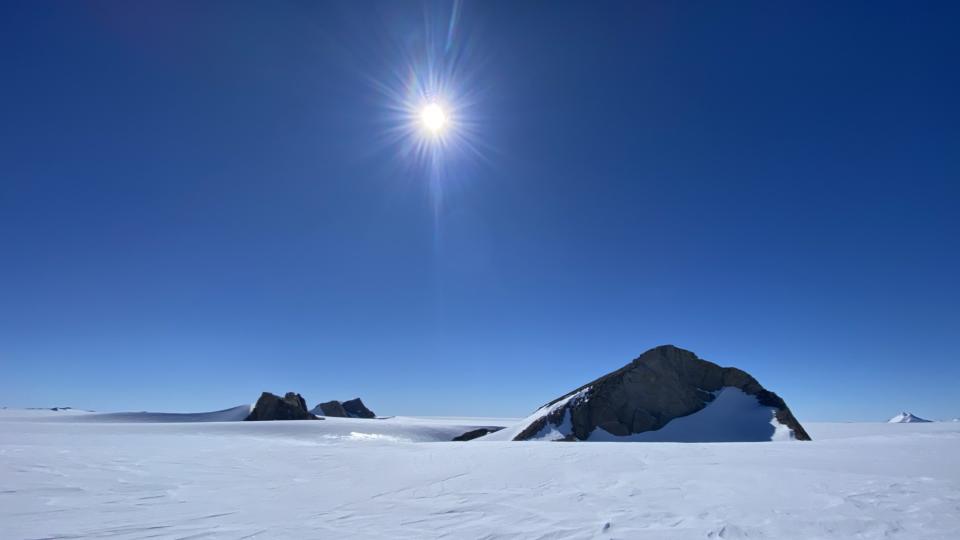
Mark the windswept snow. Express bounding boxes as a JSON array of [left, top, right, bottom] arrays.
[[888, 411, 933, 423], [0, 406, 254, 423], [2, 410, 959, 539]]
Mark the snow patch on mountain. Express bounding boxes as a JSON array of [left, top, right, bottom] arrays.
[[887, 412, 932, 423], [480, 386, 591, 441]]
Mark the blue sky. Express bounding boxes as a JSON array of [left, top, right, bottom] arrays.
[[1, 1, 957, 421]]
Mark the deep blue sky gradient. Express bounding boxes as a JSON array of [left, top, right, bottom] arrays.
[[1, 1, 958, 420]]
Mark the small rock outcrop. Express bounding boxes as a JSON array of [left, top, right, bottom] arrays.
[[315, 400, 349, 418], [311, 398, 377, 418], [245, 392, 319, 421], [452, 427, 504, 441], [511, 345, 810, 442], [342, 398, 376, 418]]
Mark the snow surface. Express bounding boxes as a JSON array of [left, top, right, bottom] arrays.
[[888, 411, 933, 423], [2, 410, 959, 539]]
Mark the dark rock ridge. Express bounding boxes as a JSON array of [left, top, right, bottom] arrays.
[[245, 392, 319, 421], [452, 427, 504, 441], [315, 400, 349, 418], [311, 398, 377, 418], [342, 398, 376, 418], [513, 345, 811, 441]]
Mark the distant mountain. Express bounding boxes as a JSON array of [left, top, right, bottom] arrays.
[[313, 400, 349, 417], [887, 412, 932, 423], [246, 392, 318, 421], [342, 398, 376, 419], [311, 398, 377, 418], [483, 345, 809, 442]]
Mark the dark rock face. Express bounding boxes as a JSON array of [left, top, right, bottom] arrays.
[[342, 398, 376, 419], [452, 427, 504, 441], [513, 345, 810, 441], [245, 392, 319, 421], [316, 400, 349, 418], [311, 398, 377, 418]]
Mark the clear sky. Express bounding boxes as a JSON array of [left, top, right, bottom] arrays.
[[2, 1, 958, 421]]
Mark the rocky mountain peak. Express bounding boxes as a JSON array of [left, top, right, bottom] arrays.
[[507, 345, 810, 442]]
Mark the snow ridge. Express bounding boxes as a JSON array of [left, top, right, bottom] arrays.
[[887, 412, 932, 423]]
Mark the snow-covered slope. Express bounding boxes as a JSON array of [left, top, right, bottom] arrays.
[[84, 405, 254, 423], [0, 407, 94, 418], [888, 411, 933, 423], [4, 405, 256, 423], [2, 413, 958, 539]]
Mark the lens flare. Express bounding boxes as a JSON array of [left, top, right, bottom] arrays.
[[367, 0, 489, 227]]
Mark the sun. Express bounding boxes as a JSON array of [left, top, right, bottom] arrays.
[[419, 102, 448, 135]]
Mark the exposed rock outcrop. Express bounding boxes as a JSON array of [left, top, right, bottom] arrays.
[[311, 398, 377, 418], [452, 427, 504, 441], [511, 345, 810, 442], [245, 392, 319, 421], [342, 398, 376, 418], [315, 400, 349, 418]]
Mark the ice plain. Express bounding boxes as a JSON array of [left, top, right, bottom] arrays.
[[1, 409, 959, 539]]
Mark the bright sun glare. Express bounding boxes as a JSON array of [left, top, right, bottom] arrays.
[[420, 102, 448, 135]]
